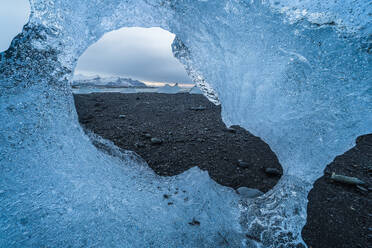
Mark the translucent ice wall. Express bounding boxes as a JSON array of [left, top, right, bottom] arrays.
[[0, 0, 371, 247]]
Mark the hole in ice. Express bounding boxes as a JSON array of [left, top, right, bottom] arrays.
[[0, 0, 30, 53], [72, 27, 283, 193], [74, 27, 193, 87]]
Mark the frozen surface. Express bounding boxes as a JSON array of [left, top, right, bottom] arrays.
[[0, 0, 371, 247]]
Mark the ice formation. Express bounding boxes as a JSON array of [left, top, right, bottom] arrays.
[[0, 0, 371, 247]]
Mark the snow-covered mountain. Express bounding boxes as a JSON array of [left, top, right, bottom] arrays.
[[72, 75, 147, 88]]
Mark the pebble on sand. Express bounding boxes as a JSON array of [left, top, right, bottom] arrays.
[[264, 167, 281, 176], [330, 172, 365, 185], [226, 127, 236, 133], [237, 159, 249, 168], [151, 138, 163, 145]]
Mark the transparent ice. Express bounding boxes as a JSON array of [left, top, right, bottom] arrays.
[[0, 0, 371, 247]]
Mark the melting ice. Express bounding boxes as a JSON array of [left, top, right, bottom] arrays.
[[0, 0, 371, 247]]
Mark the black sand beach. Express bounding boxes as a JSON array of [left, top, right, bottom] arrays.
[[302, 134, 372, 248], [74, 92, 371, 248], [73, 92, 282, 193]]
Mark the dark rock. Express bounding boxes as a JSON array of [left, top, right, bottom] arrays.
[[151, 138, 163, 145], [226, 127, 236, 133], [237, 159, 249, 168], [330, 172, 365, 185], [264, 167, 281, 176], [163, 194, 170, 199]]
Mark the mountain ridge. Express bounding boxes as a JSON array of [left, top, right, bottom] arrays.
[[72, 74, 147, 88]]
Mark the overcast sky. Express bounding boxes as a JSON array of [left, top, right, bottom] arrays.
[[76, 27, 193, 84], [0, 0, 30, 52], [0, 0, 192, 84]]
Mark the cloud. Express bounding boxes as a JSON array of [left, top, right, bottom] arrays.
[[75, 27, 193, 84], [0, 0, 30, 52]]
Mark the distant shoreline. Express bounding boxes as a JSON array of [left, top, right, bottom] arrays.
[[71, 85, 157, 89]]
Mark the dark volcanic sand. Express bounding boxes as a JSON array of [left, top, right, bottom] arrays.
[[73, 92, 282, 193], [74, 92, 371, 248], [302, 134, 372, 248]]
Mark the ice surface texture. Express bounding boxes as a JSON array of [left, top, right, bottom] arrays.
[[0, 0, 371, 247]]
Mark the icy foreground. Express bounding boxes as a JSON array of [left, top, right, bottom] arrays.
[[0, 0, 371, 247]]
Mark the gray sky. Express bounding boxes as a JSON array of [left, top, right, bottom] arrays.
[[75, 27, 193, 84], [0, 0, 30, 52], [0, 0, 192, 84]]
